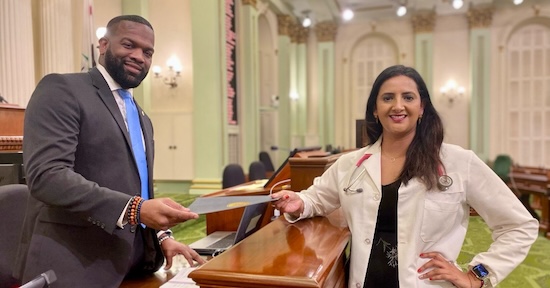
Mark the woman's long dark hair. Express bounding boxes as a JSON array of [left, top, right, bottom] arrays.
[[365, 65, 444, 189]]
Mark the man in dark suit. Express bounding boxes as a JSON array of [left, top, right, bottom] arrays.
[[14, 15, 205, 287]]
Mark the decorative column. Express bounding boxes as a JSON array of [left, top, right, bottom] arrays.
[[38, 0, 74, 77], [315, 21, 337, 149], [240, 0, 261, 166], [189, 0, 226, 194], [290, 23, 309, 147], [276, 14, 293, 164], [0, 0, 35, 107], [467, 5, 494, 161], [412, 11, 436, 89]]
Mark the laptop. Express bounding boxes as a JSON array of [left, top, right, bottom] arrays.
[[189, 201, 268, 256]]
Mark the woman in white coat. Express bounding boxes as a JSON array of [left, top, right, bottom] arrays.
[[272, 65, 538, 288]]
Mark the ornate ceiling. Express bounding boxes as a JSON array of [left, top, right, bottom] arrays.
[[276, 0, 540, 24]]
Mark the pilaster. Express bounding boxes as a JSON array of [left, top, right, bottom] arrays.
[[0, 0, 35, 107], [239, 1, 261, 166], [412, 11, 435, 89], [467, 5, 493, 160], [315, 21, 337, 148]]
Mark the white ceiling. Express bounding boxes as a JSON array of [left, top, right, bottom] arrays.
[[277, 0, 538, 24]]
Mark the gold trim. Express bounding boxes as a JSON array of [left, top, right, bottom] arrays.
[[277, 14, 293, 36], [315, 21, 338, 42], [466, 5, 494, 29], [411, 11, 436, 33], [290, 22, 309, 43], [241, 0, 256, 8]]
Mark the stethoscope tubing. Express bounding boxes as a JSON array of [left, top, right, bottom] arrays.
[[344, 153, 452, 193]]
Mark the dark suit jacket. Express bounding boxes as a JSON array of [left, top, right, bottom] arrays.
[[15, 68, 163, 287]]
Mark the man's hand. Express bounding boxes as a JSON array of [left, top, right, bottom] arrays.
[[139, 198, 199, 230], [160, 238, 207, 269]]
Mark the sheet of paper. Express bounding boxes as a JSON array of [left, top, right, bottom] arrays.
[[187, 195, 276, 214], [159, 267, 198, 288]]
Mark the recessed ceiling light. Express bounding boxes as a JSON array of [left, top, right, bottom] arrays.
[[342, 9, 354, 21], [452, 0, 464, 10], [396, 5, 407, 17]]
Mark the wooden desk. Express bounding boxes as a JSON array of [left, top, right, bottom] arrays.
[[0, 104, 24, 136], [120, 213, 350, 288], [289, 153, 345, 191], [508, 166, 550, 239], [202, 181, 278, 234], [190, 213, 350, 288], [0, 104, 24, 152], [202, 151, 349, 234]]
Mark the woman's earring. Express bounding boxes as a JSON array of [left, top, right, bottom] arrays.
[[375, 116, 379, 124], [418, 115, 422, 125]]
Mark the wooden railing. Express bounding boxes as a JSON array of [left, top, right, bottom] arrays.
[[508, 166, 550, 239]]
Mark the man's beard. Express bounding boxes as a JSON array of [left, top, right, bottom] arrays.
[[104, 49, 148, 89]]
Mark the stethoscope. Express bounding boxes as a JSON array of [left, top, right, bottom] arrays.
[[343, 153, 453, 193]]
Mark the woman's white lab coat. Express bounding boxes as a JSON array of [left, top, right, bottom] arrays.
[[286, 140, 538, 288]]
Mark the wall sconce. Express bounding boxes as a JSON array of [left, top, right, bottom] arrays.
[[440, 80, 465, 103], [152, 56, 181, 88]]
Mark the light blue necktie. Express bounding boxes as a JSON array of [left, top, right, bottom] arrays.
[[118, 89, 149, 201]]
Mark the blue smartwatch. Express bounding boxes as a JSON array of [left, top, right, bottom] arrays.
[[471, 264, 489, 287]]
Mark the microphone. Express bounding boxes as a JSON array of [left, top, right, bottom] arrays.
[[0, 94, 8, 104], [20, 270, 57, 288]]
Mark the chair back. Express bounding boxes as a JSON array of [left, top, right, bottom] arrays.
[[0, 184, 29, 287], [259, 151, 275, 172], [493, 154, 513, 183], [222, 164, 246, 189], [248, 161, 267, 181]]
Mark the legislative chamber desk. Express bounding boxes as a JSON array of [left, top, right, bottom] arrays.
[[202, 151, 345, 234], [121, 151, 350, 287], [0, 104, 25, 184], [120, 212, 350, 288]]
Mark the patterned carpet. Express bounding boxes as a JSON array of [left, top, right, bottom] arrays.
[[161, 193, 550, 287]]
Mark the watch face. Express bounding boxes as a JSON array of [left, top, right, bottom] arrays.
[[472, 264, 489, 279], [438, 175, 453, 190]]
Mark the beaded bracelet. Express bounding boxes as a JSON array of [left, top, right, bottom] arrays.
[[127, 196, 144, 226], [158, 233, 174, 245], [135, 198, 144, 225]]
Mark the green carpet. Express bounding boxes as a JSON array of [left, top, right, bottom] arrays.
[[161, 193, 550, 287]]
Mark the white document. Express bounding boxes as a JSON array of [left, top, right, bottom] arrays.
[[187, 195, 276, 214], [160, 267, 198, 288]]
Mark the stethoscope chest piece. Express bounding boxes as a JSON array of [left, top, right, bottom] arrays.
[[437, 175, 453, 191]]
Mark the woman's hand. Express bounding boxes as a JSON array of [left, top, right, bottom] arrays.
[[271, 190, 304, 218], [160, 238, 207, 269], [418, 252, 482, 288]]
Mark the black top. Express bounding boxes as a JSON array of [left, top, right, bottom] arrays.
[[364, 179, 400, 288]]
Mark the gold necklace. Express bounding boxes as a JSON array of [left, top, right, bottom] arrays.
[[382, 153, 403, 162]]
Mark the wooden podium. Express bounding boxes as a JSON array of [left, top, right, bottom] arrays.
[[0, 104, 25, 184], [0, 104, 24, 151], [121, 151, 352, 288], [189, 214, 349, 288], [201, 151, 347, 234], [189, 151, 351, 288]]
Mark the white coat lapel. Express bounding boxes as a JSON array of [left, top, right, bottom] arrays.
[[361, 140, 382, 194]]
